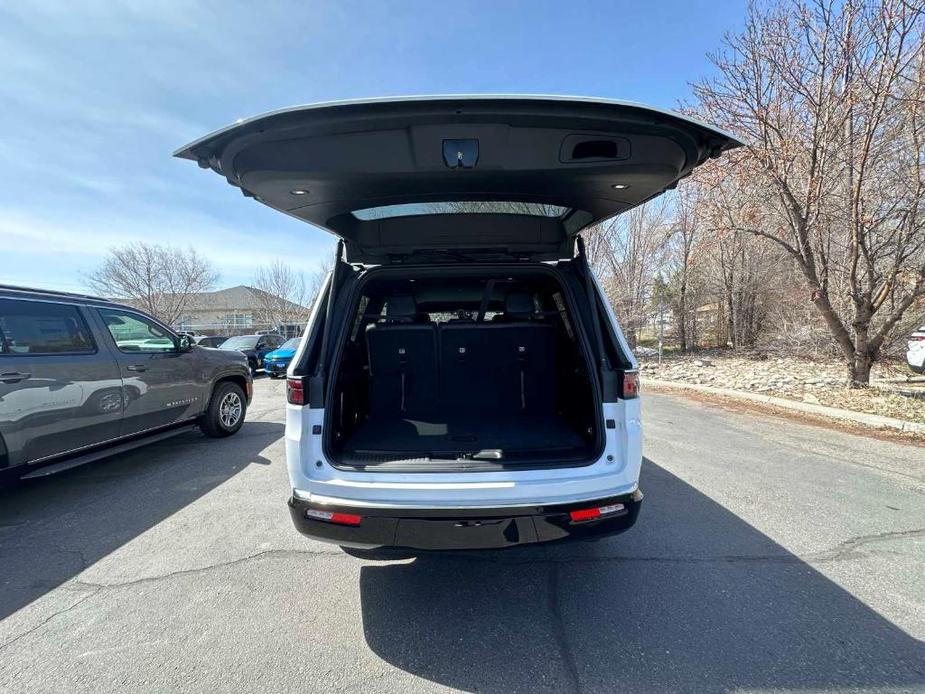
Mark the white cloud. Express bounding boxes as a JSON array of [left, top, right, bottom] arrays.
[[0, 206, 334, 281]]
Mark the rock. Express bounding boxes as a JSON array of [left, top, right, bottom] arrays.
[[802, 393, 821, 404]]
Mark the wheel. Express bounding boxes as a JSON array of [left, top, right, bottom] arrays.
[[248, 359, 258, 377], [200, 382, 247, 438]]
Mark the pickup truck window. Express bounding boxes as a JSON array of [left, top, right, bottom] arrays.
[[98, 308, 177, 353], [0, 299, 96, 355]]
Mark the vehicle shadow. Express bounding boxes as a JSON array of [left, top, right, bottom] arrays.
[[0, 421, 282, 621], [359, 458, 925, 692]]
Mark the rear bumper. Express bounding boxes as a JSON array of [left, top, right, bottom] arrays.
[[287, 489, 642, 550]]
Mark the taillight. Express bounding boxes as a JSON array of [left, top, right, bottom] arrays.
[[306, 509, 362, 526], [569, 503, 625, 523], [287, 377, 305, 405], [911, 335, 925, 342], [623, 371, 640, 399]]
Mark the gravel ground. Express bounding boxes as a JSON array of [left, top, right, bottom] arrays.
[[640, 351, 925, 424]]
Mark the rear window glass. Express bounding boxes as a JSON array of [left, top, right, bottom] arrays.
[[0, 299, 95, 355], [352, 201, 568, 220], [221, 335, 259, 349]]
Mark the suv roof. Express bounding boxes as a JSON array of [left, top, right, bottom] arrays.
[[176, 95, 742, 263], [0, 285, 160, 320], [0, 284, 114, 305]]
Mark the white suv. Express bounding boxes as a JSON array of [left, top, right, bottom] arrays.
[[177, 96, 740, 551], [908, 326, 925, 374]]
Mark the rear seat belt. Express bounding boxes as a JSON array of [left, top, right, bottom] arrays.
[[517, 344, 527, 410], [476, 279, 496, 322], [398, 346, 407, 413]]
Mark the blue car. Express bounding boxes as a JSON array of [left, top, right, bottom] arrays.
[[262, 337, 302, 378]]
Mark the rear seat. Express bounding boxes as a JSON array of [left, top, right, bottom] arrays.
[[366, 292, 556, 421], [365, 295, 438, 417], [439, 292, 556, 416]]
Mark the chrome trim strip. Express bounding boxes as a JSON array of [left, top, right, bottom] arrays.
[[291, 484, 638, 510]]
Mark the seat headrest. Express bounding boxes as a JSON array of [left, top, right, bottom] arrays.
[[385, 295, 418, 321], [504, 292, 535, 317]]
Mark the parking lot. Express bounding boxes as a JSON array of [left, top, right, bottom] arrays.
[[1, 377, 923, 693]]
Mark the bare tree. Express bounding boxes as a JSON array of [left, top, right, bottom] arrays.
[[251, 260, 313, 329], [86, 242, 218, 325], [691, 0, 925, 385], [307, 257, 334, 307], [665, 186, 703, 351], [584, 199, 672, 348]]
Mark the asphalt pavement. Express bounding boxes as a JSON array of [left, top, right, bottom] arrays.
[[1, 378, 923, 693]]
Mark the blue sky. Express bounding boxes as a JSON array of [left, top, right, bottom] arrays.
[[0, 0, 745, 293]]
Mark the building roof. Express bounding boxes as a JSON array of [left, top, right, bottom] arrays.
[[184, 285, 308, 313]]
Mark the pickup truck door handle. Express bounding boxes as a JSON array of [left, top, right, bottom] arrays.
[[0, 371, 31, 383], [126, 364, 148, 372]]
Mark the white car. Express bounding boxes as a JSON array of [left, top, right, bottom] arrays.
[[177, 96, 741, 552], [908, 325, 925, 374]]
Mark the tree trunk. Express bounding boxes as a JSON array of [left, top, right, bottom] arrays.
[[726, 291, 736, 349], [847, 306, 874, 388], [848, 354, 873, 388]]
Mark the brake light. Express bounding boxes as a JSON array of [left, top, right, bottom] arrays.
[[569, 507, 601, 522], [623, 371, 640, 399], [287, 377, 305, 405], [911, 335, 925, 342], [569, 503, 625, 523], [306, 509, 362, 526]]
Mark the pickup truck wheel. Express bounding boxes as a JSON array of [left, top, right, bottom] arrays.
[[200, 382, 247, 438]]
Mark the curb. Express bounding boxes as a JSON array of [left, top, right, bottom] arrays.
[[643, 378, 925, 435]]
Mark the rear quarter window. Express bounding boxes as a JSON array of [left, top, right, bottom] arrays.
[[0, 299, 96, 355]]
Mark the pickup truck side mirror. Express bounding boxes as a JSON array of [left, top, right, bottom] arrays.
[[178, 335, 193, 352]]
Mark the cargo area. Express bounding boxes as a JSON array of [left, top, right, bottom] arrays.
[[325, 267, 601, 469]]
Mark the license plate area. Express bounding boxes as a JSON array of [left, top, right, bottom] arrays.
[[395, 516, 537, 550]]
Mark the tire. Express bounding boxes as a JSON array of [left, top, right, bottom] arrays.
[[248, 359, 258, 377], [200, 381, 247, 438]]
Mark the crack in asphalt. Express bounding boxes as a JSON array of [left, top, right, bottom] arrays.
[[70, 547, 346, 590], [5, 525, 924, 599], [409, 526, 925, 567], [547, 562, 582, 694], [1, 527, 921, 654], [805, 526, 925, 562], [0, 587, 101, 654]]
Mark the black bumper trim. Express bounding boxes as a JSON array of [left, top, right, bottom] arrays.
[[288, 490, 642, 551]]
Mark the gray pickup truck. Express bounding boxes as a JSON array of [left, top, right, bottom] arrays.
[[0, 286, 253, 483]]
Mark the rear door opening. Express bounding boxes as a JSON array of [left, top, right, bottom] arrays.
[[324, 264, 607, 471]]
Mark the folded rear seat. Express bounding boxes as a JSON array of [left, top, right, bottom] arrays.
[[365, 295, 438, 418], [439, 292, 556, 417]]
